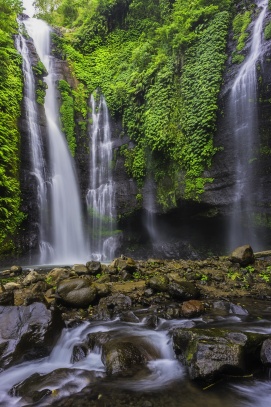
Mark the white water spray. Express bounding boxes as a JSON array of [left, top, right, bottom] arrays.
[[229, 0, 268, 250]]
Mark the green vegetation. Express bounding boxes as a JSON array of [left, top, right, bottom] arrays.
[[232, 8, 252, 64], [0, 0, 24, 255], [58, 79, 76, 155], [264, 21, 271, 40], [34, 0, 233, 208]]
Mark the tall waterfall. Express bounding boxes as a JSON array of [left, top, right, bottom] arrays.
[[22, 17, 89, 264], [86, 94, 117, 261], [229, 0, 268, 251], [16, 25, 48, 261]]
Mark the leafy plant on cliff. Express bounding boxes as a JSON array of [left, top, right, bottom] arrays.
[[58, 79, 76, 156], [0, 0, 24, 254], [35, 0, 232, 207]]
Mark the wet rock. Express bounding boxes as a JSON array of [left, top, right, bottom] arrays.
[[181, 300, 204, 318], [71, 344, 89, 363], [86, 261, 102, 275], [229, 303, 249, 315], [110, 256, 137, 272], [120, 311, 140, 323], [10, 368, 101, 404], [260, 338, 271, 366], [148, 275, 169, 292], [0, 302, 63, 370], [101, 341, 148, 376], [72, 264, 88, 274], [94, 293, 132, 320], [230, 245, 255, 266], [10, 265, 22, 276], [168, 281, 200, 301], [22, 270, 44, 286], [172, 328, 265, 382], [93, 282, 111, 298], [56, 278, 97, 308], [47, 268, 73, 285]]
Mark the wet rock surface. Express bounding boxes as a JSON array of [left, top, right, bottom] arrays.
[[0, 302, 63, 371]]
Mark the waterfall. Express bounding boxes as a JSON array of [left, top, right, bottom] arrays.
[[228, 0, 268, 251], [22, 17, 89, 264], [86, 94, 118, 261], [16, 24, 48, 261]]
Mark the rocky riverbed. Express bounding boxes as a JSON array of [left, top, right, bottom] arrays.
[[1, 245, 271, 406]]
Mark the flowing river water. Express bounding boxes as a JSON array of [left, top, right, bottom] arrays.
[[0, 303, 271, 406]]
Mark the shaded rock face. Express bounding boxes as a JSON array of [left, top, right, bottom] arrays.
[[0, 302, 63, 371]]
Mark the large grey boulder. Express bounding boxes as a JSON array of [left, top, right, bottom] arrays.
[[56, 278, 97, 308], [172, 328, 265, 382], [0, 302, 63, 371]]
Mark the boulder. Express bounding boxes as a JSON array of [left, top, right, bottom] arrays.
[[56, 278, 97, 308], [230, 245, 255, 266], [47, 268, 73, 285], [22, 270, 44, 286], [168, 281, 200, 301], [181, 300, 204, 318], [148, 275, 169, 292], [10, 265, 22, 276], [172, 328, 265, 382], [86, 261, 102, 275], [0, 302, 63, 371], [101, 340, 148, 376], [72, 264, 88, 274], [110, 256, 137, 272], [94, 293, 132, 320]]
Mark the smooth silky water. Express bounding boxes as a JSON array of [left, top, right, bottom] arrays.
[[0, 308, 271, 406]]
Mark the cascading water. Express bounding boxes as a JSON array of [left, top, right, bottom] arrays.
[[15, 24, 48, 261], [229, 0, 268, 251], [86, 94, 118, 261], [22, 15, 89, 264]]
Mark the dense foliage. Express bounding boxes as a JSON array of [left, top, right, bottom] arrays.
[[34, 0, 234, 207], [0, 0, 24, 254]]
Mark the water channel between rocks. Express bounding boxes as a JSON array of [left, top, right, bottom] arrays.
[[0, 299, 271, 407]]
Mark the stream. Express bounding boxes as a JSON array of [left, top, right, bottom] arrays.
[[0, 301, 271, 406]]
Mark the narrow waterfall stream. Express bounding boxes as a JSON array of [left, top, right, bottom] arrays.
[[15, 26, 48, 260], [86, 94, 118, 261], [229, 0, 268, 251], [21, 17, 89, 264]]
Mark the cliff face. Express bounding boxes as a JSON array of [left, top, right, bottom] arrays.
[[15, 4, 271, 262]]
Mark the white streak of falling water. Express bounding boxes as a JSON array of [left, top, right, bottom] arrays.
[[24, 18, 88, 264], [15, 26, 48, 259], [86, 94, 117, 261], [229, 0, 267, 251]]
